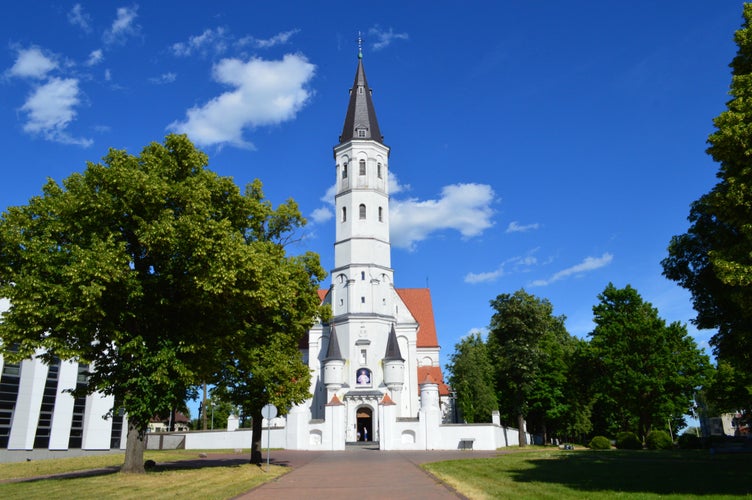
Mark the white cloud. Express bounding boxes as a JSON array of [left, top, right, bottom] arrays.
[[8, 47, 58, 79], [104, 69, 112, 81], [310, 207, 333, 224], [20, 77, 92, 147], [321, 184, 337, 205], [391, 183, 495, 250], [368, 26, 409, 51], [86, 49, 104, 67], [168, 54, 315, 148], [464, 254, 538, 284], [103, 5, 139, 45], [68, 4, 92, 33], [529, 253, 614, 287], [171, 27, 228, 58], [389, 172, 410, 195], [238, 29, 300, 49], [506, 221, 540, 233], [149, 72, 177, 84]]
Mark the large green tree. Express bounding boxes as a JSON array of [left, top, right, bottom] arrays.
[[588, 284, 711, 440], [446, 331, 498, 423], [0, 135, 325, 472], [662, 4, 752, 387], [487, 289, 572, 446]]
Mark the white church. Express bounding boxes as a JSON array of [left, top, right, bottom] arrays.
[[280, 53, 530, 451], [0, 54, 530, 453]]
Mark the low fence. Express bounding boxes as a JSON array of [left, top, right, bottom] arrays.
[[145, 427, 285, 450]]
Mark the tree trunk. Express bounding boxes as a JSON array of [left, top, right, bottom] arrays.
[[250, 410, 263, 464], [121, 421, 146, 473], [517, 413, 528, 447], [541, 419, 548, 446]]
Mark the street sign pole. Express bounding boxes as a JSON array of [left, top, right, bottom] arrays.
[[261, 403, 277, 472]]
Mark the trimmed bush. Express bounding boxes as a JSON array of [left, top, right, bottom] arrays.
[[646, 430, 674, 450], [678, 432, 702, 449], [588, 435, 611, 450], [616, 431, 643, 450]]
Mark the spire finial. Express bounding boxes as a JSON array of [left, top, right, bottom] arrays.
[[357, 31, 363, 59]]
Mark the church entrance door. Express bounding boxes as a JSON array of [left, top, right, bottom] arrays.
[[356, 406, 373, 442]]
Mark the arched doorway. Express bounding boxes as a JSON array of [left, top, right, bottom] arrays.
[[356, 406, 373, 442]]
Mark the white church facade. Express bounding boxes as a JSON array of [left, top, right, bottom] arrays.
[[278, 54, 530, 451], [0, 55, 530, 453]]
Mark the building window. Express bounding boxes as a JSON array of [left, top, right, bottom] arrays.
[[359, 159, 366, 175], [358, 87, 364, 95], [377, 163, 382, 178], [358, 129, 366, 138], [359, 204, 366, 219], [361, 271, 365, 280], [378, 207, 383, 222], [342, 162, 348, 179], [360, 349, 367, 364], [342, 207, 347, 222], [361, 296, 365, 304]]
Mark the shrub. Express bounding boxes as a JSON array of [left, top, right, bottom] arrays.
[[646, 430, 674, 450], [588, 435, 611, 450], [616, 431, 642, 450], [678, 432, 702, 449]]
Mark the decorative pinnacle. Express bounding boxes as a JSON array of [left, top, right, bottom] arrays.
[[357, 31, 363, 59]]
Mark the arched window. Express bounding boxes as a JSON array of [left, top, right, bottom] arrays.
[[342, 162, 348, 179], [378, 207, 383, 222], [359, 204, 366, 219], [377, 163, 382, 179], [342, 207, 347, 222], [359, 159, 366, 176]]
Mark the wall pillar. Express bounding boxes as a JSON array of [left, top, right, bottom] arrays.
[[8, 356, 48, 450]]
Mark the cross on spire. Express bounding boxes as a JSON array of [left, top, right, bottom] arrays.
[[357, 31, 363, 59]]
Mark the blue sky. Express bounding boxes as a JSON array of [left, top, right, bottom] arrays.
[[1, 2, 745, 381]]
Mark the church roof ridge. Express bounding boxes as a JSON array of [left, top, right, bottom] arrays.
[[338, 56, 384, 145], [324, 326, 344, 361], [395, 288, 439, 348], [384, 324, 405, 361]]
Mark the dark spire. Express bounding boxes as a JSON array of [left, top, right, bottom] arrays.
[[324, 326, 344, 361], [384, 324, 404, 362], [339, 53, 384, 145]]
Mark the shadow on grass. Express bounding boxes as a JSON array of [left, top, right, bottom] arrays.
[[5, 455, 288, 484], [511, 450, 751, 496]]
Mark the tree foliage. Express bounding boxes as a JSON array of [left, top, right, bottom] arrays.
[[662, 4, 752, 385], [0, 134, 325, 472], [705, 360, 752, 429], [587, 284, 710, 440], [446, 332, 498, 423], [487, 289, 573, 446]]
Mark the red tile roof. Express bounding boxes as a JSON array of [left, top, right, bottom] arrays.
[[395, 288, 439, 348], [418, 366, 451, 396], [381, 393, 396, 405]]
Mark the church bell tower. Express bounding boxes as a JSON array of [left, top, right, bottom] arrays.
[[330, 49, 393, 318]]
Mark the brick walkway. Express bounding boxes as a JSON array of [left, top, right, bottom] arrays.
[[235, 447, 501, 499]]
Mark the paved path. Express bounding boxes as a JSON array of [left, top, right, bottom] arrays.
[[236, 447, 501, 499]]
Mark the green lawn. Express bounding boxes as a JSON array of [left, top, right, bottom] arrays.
[[0, 449, 286, 499], [423, 448, 752, 499]]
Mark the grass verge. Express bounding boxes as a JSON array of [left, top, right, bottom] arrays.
[[0, 449, 285, 499], [423, 448, 752, 499]]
